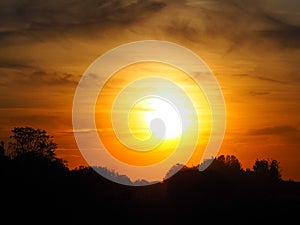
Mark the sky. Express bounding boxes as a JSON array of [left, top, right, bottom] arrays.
[[0, 0, 300, 181]]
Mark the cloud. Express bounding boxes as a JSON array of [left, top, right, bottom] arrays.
[[0, 66, 78, 86], [257, 16, 300, 49], [0, 60, 34, 69], [233, 73, 286, 84], [60, 129, 97, 134], [257, 0, 300, 27], [30, 69, 78, 86], [248, 125, 299, 136], [160, 0, 300, 51], [1, 0, 300, 52], [254, 75, 285, 84], [3, 112, 69, 125], [249, 91, 271, 96], [0, 0, 166, 43]]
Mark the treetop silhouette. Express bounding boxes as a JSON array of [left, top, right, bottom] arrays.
[[7, 126, 58, 159]]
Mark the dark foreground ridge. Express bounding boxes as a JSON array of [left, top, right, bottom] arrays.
[[1, 127, 300, 224]]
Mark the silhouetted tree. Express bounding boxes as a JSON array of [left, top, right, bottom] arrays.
[[253, 159, 269, 175], [0, 140, 4, 158], [8, 126, 58, 159], [6, 126, 67, 173], [269, 159, 281, 180], [225, 155, 242, 170], [207, 155, 242, 172], [253, 158, 281, 180]]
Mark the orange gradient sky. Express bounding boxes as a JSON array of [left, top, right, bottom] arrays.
[[0, 0, 300, 181], [94, 62, 212, 180]]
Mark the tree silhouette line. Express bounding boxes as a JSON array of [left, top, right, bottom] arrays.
[[1, 126, 299, 224]]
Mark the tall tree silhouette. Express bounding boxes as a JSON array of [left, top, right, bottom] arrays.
[[8, 126, 58, 159], [7, 126, 67, 172]]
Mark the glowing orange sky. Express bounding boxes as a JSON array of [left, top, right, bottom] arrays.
[[95, 62, 212, 168], [0, 0, 300, 181]]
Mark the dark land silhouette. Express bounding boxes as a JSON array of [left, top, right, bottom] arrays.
[[1, 127, 300, 224]]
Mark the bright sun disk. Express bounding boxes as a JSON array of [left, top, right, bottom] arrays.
[[142, 97, 183, 140]]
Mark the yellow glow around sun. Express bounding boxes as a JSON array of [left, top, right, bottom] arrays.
[[95, 61, 212, 167]]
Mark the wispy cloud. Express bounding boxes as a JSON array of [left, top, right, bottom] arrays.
[[249, 91, 271, 96], [0, 67, 78, 86], [161, 0, 300, 50], [248, 125, 299, 136], [0, 0, 166, 43], [233, 73, 286, 84], [1, 0, 299, 48], [0, 60, 34, 69], [254, 75, 285, 84]]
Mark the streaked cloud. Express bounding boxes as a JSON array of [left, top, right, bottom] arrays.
[[232, 74, 286, 84], [160, 0, 300, 51], [0, 62, 79, 87], [248, 91, 271, 96], [248, 125, 299, 136], [0, 0, 166, 43]]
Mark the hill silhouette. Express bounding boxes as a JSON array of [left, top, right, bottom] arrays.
[[1, 127, 299, 224]]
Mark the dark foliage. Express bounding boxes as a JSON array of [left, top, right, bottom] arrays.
[[8, 126, 59, 159], [0, 127, 299, 225]]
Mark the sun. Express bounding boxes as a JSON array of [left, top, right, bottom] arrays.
[[140, 97, 184, 140]]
